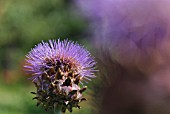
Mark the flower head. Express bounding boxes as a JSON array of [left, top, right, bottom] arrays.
[[24, 39, 96, 112]]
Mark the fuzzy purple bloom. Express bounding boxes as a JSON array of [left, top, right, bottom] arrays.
[[25, 39, 96, 82], [24, 39, 96, 112]]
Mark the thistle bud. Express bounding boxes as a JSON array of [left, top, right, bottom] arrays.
[[24, 39, 96, 113]]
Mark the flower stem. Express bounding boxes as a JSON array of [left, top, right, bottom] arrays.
[[54, 104, 61, 114]]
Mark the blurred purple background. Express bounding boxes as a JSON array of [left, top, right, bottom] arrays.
[[76, 0, 170, 114]]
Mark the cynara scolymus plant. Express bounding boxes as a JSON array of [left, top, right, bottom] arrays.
[[24, 39, 96, 113]]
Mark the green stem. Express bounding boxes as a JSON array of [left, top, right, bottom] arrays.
[[54, 104, 61, 114]]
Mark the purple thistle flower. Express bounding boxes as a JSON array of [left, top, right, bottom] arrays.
[[24, 39, 96, 112], [25, 39, 96, 82]]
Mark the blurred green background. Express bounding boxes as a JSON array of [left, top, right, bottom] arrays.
[[0, 0, 95, 114]]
